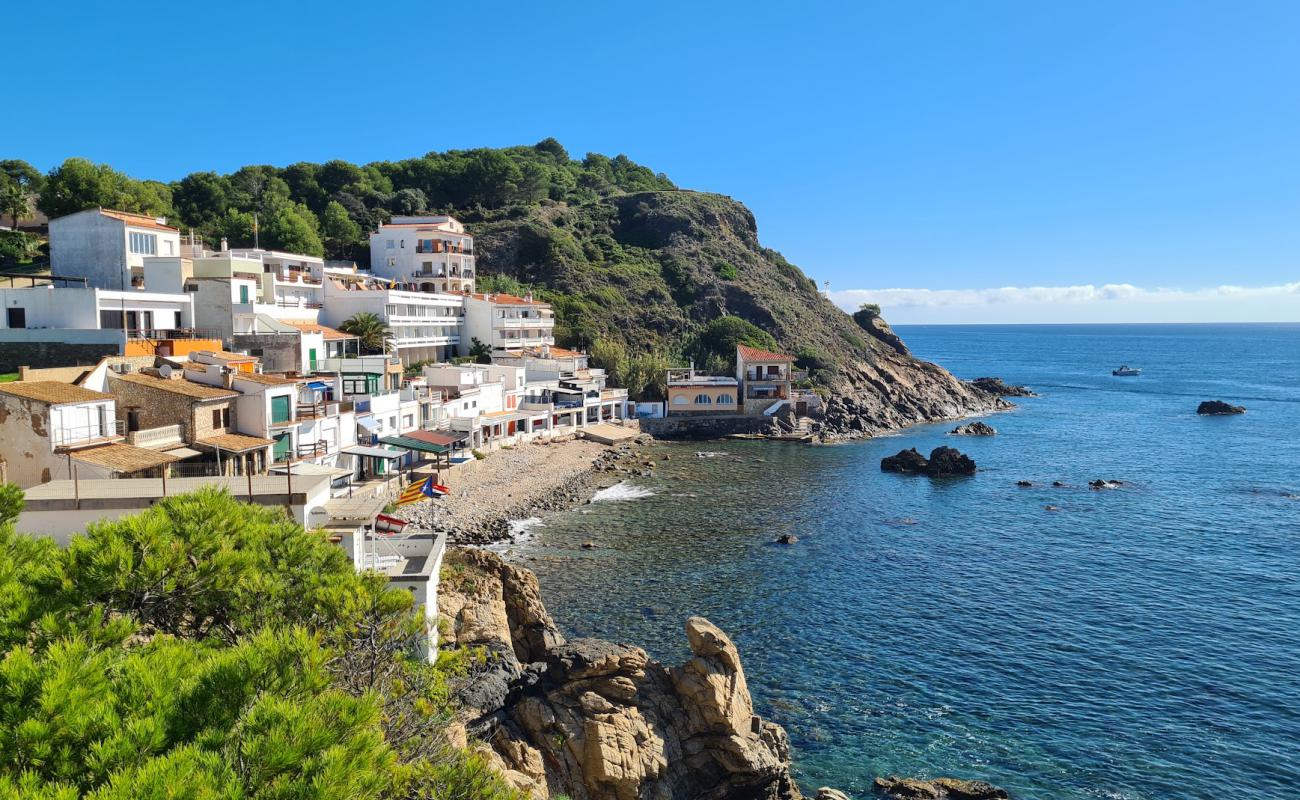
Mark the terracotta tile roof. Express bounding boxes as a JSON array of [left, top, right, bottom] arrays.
[[234, 372, 299, 386], [281, 321, 356, 340], [0, 381, 112, 405], [468, 292, 548, 307], [112, 372, 239, 400], [98, 209, 178, 232], [736, 344, 793, 363], [73, 443, 179, 473], [405, 429, 466, 446], [197, 433, 275, 452], [195, 350, 258, 363]]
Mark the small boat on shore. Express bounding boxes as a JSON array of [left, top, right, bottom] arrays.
[[1112, 365, 1141, 376]]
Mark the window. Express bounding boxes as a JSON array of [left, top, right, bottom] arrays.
[[270, 395, 291, 424], [694, 394, 713, 405], [389, 416, 397, 429], [387, 257, 396, 267], [211, 407, 230, 429], [672, 395, 687, 405], [164, 240, 174, 256], [402, 414, 413, 428], [6, 308, 25, 329], [716, 394, 734, 405], [128, 231, 157, 255], [386, 239, 395, 249]]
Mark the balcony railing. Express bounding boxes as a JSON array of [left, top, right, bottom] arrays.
[[126, 423, 183, 449], [297, 439, 330, 458], [126, 327, 222, 341], [54, 420, 123, 448]]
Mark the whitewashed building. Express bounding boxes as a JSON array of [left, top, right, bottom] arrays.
[[320, 275, 462, 365], [369, 215, 475, 294], [50, 208, 181, 290], [462, 292, 554, 355]]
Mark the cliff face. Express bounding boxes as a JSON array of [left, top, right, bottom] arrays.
[[468, 191, 1005, 436], [439, 548, 802, 800]]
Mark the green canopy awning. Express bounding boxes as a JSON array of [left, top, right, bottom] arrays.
[[378, 435, 449, 455]]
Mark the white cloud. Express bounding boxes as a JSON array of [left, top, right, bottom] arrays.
[[830, 281, 1300, 324]]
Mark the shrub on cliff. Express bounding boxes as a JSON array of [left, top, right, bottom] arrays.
[[0, 488, 522, 800]]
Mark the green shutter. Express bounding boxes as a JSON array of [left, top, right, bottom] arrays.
[[271, 395, 291, 424]]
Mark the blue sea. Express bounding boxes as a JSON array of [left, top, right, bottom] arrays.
[[510, 323, 1300, 800]]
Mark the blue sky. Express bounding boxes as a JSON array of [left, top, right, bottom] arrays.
[[10, 0, 1300, 322]]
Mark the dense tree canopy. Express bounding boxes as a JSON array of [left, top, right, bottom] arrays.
[[0, 487, 519, 800]]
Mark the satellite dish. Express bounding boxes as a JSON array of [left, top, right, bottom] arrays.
[[158, 364, 173, 378], [307, 507, 331, 529]]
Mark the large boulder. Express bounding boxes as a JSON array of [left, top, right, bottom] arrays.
[[874, 776, 1008, 799], [969, 377, 1035, 397], [925, 446, 977, 477], [950, 421, 997, 436], [1197, 400, 1245, 415], [881, 448, 930, 474]]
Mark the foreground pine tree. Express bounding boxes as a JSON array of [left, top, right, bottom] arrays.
[[0, 486, 520, 800]]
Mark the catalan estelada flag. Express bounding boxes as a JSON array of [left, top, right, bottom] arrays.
[[395, 476, 438, 507]]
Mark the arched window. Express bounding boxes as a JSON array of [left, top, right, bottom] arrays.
[[672, 395, 688, 405], [716, 393, 734, 405], [694, 394, 713, 405]]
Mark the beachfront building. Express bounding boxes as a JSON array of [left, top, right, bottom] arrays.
[[369, 215, 475, 294], [462, 292, 554, 355], [666, 368, 739, 416], [494, 345, 628, 428], [736, 344, 794, 415], [320, 274, 462, 365], [231, 320, 360, 375], [49, 208, 181, 290]]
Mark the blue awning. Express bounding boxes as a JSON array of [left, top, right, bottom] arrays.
[[357, 417, 381, 432], [306, 380, 330, 391]]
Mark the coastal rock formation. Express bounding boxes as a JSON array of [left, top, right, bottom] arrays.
[[968, 377, 1036, 397], [950, 421, 997, 436], [438, 548, 803, 800], [1089, 479, 1124, 490], [854, 312, 910, 356], [882, 447, 977, 477], [815, 789, 852, 800], [1197, 400, 1246, 415], [874, 776, 1008, 800]]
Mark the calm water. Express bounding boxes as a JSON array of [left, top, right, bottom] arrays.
[[510, 324, 1300, 800]]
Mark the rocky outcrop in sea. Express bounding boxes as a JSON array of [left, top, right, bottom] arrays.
[[968, 377, 1036, 397], [881, 446, 978, 477], [950, 421, 997, 436], [1197, 400, 1246, 415], [438, 548, 809, 800]]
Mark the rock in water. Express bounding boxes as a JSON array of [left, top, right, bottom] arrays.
[[925, 446, 977, 477], [950, 421, 997, 436], [875, 776, 1009, 799], [776, 533, 799, 545], [1016, 480, 1033, 487], [1197, 400, 1246, 415], [969, 377, 1036, 397], [437, 548, 802, 800], [881, 448, 930, 474], [816, 789, 853, 800], [1089, 479, 1124, 490]]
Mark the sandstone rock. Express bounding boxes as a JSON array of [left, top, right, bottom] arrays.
[[950, 421, 997, 436], [1197, 399, 1245, 415], [969, 377, 1036, 397]]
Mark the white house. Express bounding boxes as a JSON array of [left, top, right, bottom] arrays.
[[369, 215, 475, 294], [462, 292, 554, 355], [320, 274, 463, 365], [50, 208, 181, 290]]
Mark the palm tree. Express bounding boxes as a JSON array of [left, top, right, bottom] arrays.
[[338, 312, 393, 355]]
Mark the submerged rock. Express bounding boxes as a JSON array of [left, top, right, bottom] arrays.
[[874, 776, 1009, 800], [1089, 479, 1124, 490], [969, 377, 1036, 397], [950, 421, 997, 436], [775, 533, 799, 545], [1197, 400, 1246, 415]]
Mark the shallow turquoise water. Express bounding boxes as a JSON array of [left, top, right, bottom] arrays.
[[512, 323, 1300, 800]]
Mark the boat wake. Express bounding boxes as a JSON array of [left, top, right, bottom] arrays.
[[591, 482, 656, 503]]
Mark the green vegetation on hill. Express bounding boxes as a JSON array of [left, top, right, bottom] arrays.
[[0, 486, 520, 800], [8, 141, 900, 396]]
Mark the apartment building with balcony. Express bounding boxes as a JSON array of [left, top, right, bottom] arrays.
[[463, 292, 555, 355], [49, 208, 181, 290], [369, 215, 475, 294], [736, 344, 794, 415], [320, 274, 463, 365], [232, 320, 360, 375], [0, 381, 178, 488], [0, 278, 219, 373]]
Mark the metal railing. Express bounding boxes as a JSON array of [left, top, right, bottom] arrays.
[[127, 327, 222, 341], [54, 419, 123, 447], [297, 439, 330, 458]]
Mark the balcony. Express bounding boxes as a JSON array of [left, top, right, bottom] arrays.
[[297, 439, 330, 458], [296, 401, 353, 419], [126, 327, 223, 342], [316, 355, 401, 374], [126, 423, 183, 449], [54, 419, 124, 449], [497, 317, 552, 329]]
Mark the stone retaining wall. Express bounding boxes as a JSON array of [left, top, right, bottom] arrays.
[[638, 415, 767, 439], [0, 342, 119, 374]]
